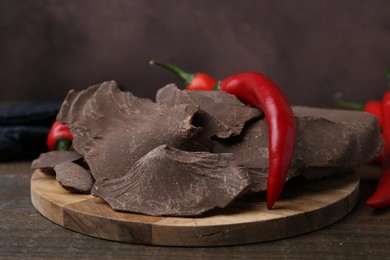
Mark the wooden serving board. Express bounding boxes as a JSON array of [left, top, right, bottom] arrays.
[[31, 170, 359, 246]]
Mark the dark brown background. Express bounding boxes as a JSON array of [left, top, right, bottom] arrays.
[[1, 0, 389, 107]]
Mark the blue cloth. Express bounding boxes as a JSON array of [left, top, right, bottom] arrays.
[[0, 102, 61, 161]]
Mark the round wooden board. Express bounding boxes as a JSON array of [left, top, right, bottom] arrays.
[[31, 170, 359, 247]]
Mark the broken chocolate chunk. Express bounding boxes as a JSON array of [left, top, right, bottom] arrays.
[[92, 145, 250, 216], [31, 150, 83, 175], [292, 106, 383, 178], [55, 161, 94, 193], [156, 84, 262, 139]]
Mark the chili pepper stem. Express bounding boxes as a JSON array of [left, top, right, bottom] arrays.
[[55, 138, 72, 151], [213, 81, 221, 91], [333, 92, 364, 110], [149, 60, 194, 86]]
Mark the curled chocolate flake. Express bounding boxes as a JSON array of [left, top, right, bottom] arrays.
[[92, 145, 249, 216], [156, 84, 262, 139]]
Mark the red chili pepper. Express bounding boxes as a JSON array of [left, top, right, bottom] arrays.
[[367, 91, 390, 208], [372, 69, 390, 166], [364, 101, 383, 129], [47, 121, 73, 151], [214, 72, 296, 209], [149, 60, 217, 90]]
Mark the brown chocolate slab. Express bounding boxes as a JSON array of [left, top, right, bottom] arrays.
[[31, 169, 359, 246]]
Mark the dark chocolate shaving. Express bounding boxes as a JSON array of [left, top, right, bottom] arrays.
[[156, 84, 262, 139], [55, 161, 94, 193], [92, 145, 249, 216], [31, 150, 83, 175]]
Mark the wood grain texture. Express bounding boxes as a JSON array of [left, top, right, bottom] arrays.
[[4, 161, 390, 259], [31, 169, 359, 246]]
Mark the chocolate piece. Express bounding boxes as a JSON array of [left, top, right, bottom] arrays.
[[92, 145, 249, 216], [292, 106, 383, 179], [156, 84, 262, 139], [31, 150, 83, 175], [55, 161, 94, 193]]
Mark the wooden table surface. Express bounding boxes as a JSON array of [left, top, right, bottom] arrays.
[[1, 161, 390, 259]]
